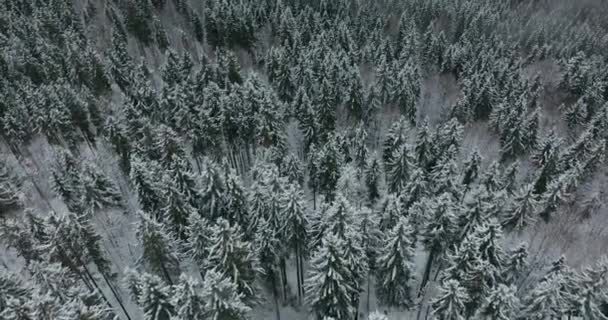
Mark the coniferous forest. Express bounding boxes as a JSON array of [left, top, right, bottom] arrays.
[[2, 0, 608, 319]]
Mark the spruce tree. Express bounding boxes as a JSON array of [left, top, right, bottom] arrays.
[[502, 243, 529, 286], [125, 270, 174, 320], [431, 279, 469, 320], [135, 212, 181, 285], [305, 233, 357, 320], [420, 193, 459, 292], [376, 217, 416, 308], [172, 275, 206, 320], [201, 270, 251, 320], [576, 257, 608, 320], [205, 218, 259, 301], [501, 184, 538, 233], [0, 160, 21, 212], [475, 284, 520, 320], [386, 144, 414, 193]]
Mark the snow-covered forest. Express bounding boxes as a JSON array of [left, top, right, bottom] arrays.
[[1, 0, 608, 319]]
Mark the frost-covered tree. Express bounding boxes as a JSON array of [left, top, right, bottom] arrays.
[[130, 157, 165, 219], [431, 279, 469, 320], [364, 154, 382, 206], [305, 233, 357, 320], [186, 213, 213, 279], [502, 243, 529, 286], [124, 270, 174, 320], [475, 284, 520, 320], [376, 217, 416, 308], [171, 275, 206, 320], [135, 212, 181, 285], [576, 257, 608, 320], [201, 270, 251, 320], [386, 144, 414, 193], [206, 218, 259, 301], [0, 160, 21, 213], [501, 184, 538, 233], [280, 184, 309, 301], [420, 193, 460, 292]]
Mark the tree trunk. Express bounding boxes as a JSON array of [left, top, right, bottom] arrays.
[[295, 245, 301, 304], [280, 258, 288, 301], [313, 189, 316, 210], [160, 262, 174, 286], [366, 272, 371, 315], [299, 250, 305, 298], [271, 271, 281, 320], [419, 249, 435, 297]]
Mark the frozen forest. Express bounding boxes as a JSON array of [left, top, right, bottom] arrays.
[[2, 0, 608, 319]]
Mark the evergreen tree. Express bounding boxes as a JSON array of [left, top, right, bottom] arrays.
[[0, 160, 21, 212], [135, 212, 181, 285], [420, 193, 459, 292], [431, 279, 469, 320], [475, 284, 520, 320], [109, 30, 134, 92], [186, 213, 213, 279], [172, 275, 206, 320], [364, 154, 382, 206], [461, 149, 482, 187], [501, 184, 538, 233], [206, 218, 259, 301], [130, 157, 166, 219], [383, 117, 410, 165], [280, 184, 309, 302], [124, 270, 174, 320], [376, 217, 416, 308], [502, 243, 529, 286], [576, 257, 608, 320], [305, 233, 357, 320], [414, 119, 436, 171], [386, 144, 414, 193], [201, 270, 251, 320], [315, 139, 342, 203]]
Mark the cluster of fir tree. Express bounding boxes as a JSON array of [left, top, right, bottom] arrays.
[[1, 0, 608, 320]]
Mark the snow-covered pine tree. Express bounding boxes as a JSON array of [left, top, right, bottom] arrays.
[[386, 143, 414, 193], [130, 156, 165, 219], [501, 183, 538, 233], [475, 284, 520, 320], [108, 29, 134, 92], [383, 117, 410, 166], [364, 154, 382, 206], [80, 163, 123, 211], [199, 158, 227, 220], [315, 139, 342, 203], [171, 275, 206, 320], [305, 233, 357, 320], [0, 160, 21, 213], [135, 211, 181, 285], [461, 148, 482, 188], [576, 257, 608, 319], [414, 118, 436, 171], [221, 165, 250, 231], [201, 270, 251, 320], [431, 279, 469, 320], [420, 193, 460, 292], [205, 218, 260, 301], [124, 269, 175, 320], [376, 217, 416, 308], [502, 243, 529, 286], [51, 149, 84, 212], [281, 153, 304, 186], [280, 183, 309, 302]]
